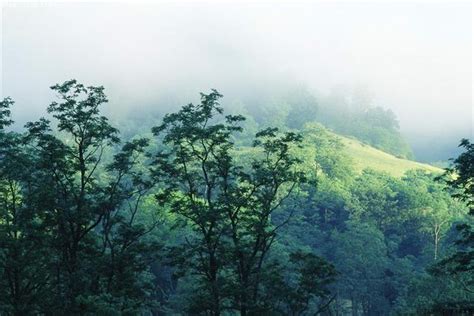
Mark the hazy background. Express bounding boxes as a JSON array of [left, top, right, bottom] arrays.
[[1, 1, 472, 162]]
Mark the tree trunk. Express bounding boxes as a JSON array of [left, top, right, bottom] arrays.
[[434, 224, 440, 260]]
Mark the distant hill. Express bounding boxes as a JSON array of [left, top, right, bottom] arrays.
[[335, 133, 443, 177]]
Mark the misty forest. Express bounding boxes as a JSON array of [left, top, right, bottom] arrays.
[[1, 2, 473, 316]]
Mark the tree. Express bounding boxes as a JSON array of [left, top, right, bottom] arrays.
[[348, 170, 400, 232], [0, 81, 160, 314], [400, 170, 464, 261], [151, 90, 313, 315], [328, 221, 389, 315], [284, 251, 337, 316], [434, 139, 474, 295], [395, 139, 474, 315], [0, 97, 52, 315], [443, 139, 474, 213], [151, 90, 244, 314]]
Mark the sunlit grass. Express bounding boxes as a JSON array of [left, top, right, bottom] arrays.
[[337, 135, 443, 177]]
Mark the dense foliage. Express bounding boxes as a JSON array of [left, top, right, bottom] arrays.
[[0, 81, 472, 315], [239, 87, 413, 159]]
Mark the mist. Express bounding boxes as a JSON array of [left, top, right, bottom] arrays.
[[1, 1, 472, 161]]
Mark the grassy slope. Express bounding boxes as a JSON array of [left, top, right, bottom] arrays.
[[336, 134, 443, 177]]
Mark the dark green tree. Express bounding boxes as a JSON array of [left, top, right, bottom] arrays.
[[0, 97, 52, 315], [152, 90, 244, 315], [284, 251, 337, 316], [152, 90, 317, 315], [0, 81, 160, 314], [328, 221, 390, 315], [433, 139, 474, 299]]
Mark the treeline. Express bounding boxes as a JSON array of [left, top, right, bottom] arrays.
[[0, 81, 472, 315], [113, 86, 413, 160], [233, 87, 413, 159]]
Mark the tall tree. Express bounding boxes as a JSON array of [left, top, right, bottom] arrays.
[[0, 97, 52, 315], [0, 81, 159, 314], [434, 139, 474, 293], [152, 90, 242, 315], [152, 90, 311, 314]]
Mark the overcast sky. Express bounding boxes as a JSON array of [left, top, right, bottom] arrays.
[[1, 1, 472, 159]]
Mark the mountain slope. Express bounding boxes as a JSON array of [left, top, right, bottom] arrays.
[[336, 134, 443, 177]]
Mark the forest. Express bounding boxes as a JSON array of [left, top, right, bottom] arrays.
[[0, 80, 472, 315]]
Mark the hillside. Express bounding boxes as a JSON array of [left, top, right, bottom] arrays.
[[336, 134, 443, 177]]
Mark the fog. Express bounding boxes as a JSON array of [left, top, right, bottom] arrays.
[[1, 1, 472, 161]]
